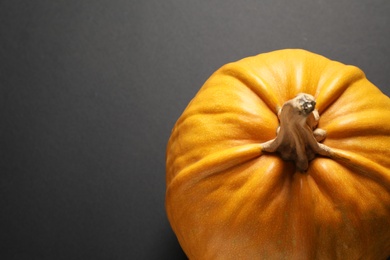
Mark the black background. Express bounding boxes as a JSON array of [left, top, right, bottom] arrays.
[[1, 1, 389, 259]]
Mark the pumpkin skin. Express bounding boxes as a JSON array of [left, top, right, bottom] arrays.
[[165, 49, 390, 259]]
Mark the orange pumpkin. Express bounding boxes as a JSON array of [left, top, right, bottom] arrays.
[[165, 49, 390, 259]]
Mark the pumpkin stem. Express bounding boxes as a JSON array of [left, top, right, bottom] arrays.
[[260, 93, 333, 172]]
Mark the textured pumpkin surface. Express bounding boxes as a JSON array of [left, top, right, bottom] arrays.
[[166, 49, 390, 259]]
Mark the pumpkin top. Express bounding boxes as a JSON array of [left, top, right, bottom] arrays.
[[166, 49, 390, 259], [167, 49, 390, 182]]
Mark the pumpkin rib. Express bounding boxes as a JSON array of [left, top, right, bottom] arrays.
[[318, 72, 389, 118], [309, 159, 388, 211], [166, 107, 276, 183], [305, 166, 338, 209], [324, 137, 390, 171], [310, 159, 390, 252], [166, 156, 292, 260], [307, 161, 390, 260], [315, 65, 365, 114], [324, 111, 390, 138], [291, 55, 330, 99], [250, 49, 324, 102], [327, 148, 390, 192], [219, 61, 281, 113], [196, 157, 287, 233], [166, 143, 263, 191], [247, 157, 290, 215]]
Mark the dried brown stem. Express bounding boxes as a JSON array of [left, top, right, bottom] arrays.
[[261, 93, 333, 171]]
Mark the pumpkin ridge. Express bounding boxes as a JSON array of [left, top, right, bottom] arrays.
[[218, 62, 281, 114], [306, 169, 338, 208], [316, 65, 365, 114], [326, 149, 390, 192], [308, 160, 368, 217], [166, 143, 263, 191], [323, 110, 390, 138]]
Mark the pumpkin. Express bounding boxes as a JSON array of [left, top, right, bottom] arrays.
[[165, 49, 390, 259]]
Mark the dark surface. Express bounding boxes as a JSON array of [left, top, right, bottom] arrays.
[[1, 1, 389, 259]]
